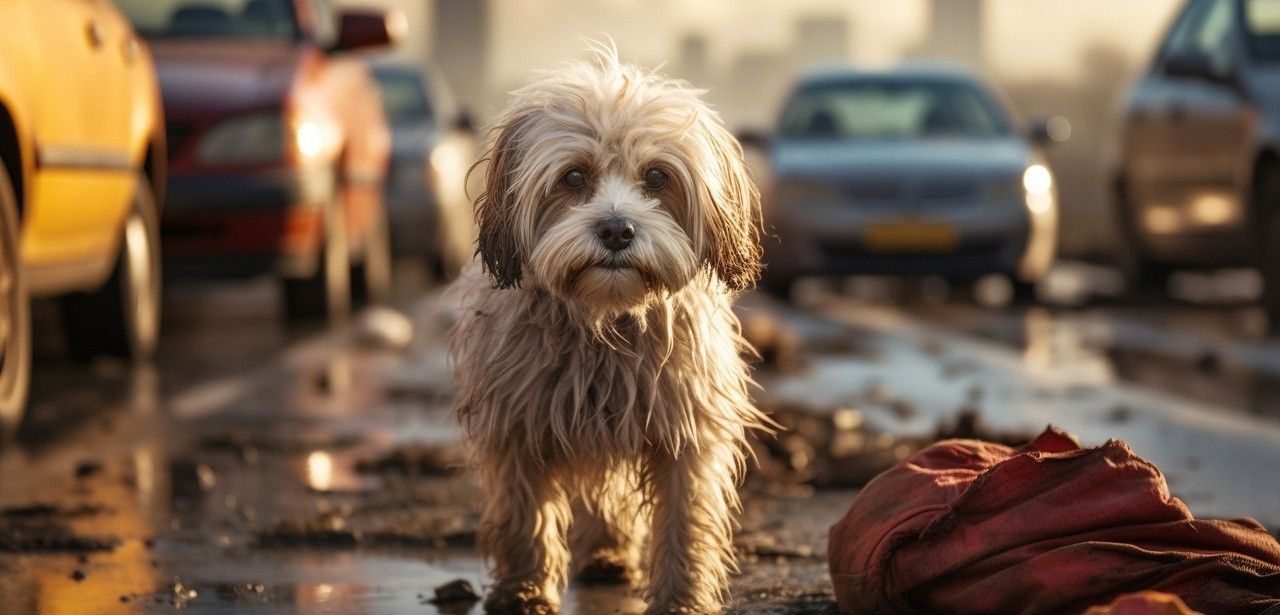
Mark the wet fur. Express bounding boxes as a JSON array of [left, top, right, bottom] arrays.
[[451, 42, 771, 614]]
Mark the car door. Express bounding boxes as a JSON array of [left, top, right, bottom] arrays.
[[1135, 0, 1254, 235], [23, 0, 136, 272]]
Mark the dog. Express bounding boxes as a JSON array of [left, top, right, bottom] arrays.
[[450, 42, 772, 615]]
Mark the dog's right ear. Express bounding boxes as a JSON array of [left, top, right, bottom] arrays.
[[475, 114, 530, 289]]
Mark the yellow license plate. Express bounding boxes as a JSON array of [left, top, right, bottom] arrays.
[[864, 221, 960, 253]]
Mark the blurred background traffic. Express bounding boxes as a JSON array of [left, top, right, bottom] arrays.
[[6, 1, 1280, 613]]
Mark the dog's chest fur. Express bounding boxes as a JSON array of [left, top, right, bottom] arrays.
[[451, 272, 759, 461]]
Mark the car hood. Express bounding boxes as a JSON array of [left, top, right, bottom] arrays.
[[148, 39, 307, 121], [772, 138, 1031, 182]]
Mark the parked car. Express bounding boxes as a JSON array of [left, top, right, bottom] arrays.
[[760, 65, 1059, 299], [371, 63, 477, 280], [115, 0, 399, 321], [1113, 0, 1280, 319], [0, 0, 166, 438]]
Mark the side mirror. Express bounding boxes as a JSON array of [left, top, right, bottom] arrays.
[[1027, 116, 1071, 146], [453, 109, 476, 134], [333, 9, 404, 53], [1163, 52, 1222, 81]]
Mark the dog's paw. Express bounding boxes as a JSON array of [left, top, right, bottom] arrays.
[[575, 553, 637, 585], [483, 590, 558, 615]]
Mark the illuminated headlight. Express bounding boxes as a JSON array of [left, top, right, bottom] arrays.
[[197, 113, 284, 164], [295, 121, 324, 159], [1022, 164, 1055, 215], [774, 178, 844, 206]]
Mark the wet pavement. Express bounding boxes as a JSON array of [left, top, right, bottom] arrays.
[[2, 264, 1279, 613]]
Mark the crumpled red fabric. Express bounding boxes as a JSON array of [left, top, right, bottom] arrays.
[[828, 428, 1280, 614]]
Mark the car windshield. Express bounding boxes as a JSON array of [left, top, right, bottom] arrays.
[[1246, 0, 1280, 60], [779, 78, 1012, 141], [373, 69, 434, 125], [116, 0, 299, 40]]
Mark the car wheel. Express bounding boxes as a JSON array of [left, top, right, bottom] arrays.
[[62, 175, 162, 362], [1257, 162, 1280, 326], [351, 205, 392, 306], [1009, 277, 1039, 305], [0, 164, 31, 442], [282, 199, 351, 323], [1113, 180, 1173, 293]]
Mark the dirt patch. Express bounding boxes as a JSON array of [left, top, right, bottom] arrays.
[[0, 505, 119, 553], [755, 403, 1037, 491], [199, 430, 365, 459], [256, 494, 477, 550], [425, 579, 481, 612], [354, 443, 462, 476]]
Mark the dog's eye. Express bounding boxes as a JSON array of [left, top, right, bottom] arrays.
[[643, 168, 668, 191], [562, 169, 587, 189]]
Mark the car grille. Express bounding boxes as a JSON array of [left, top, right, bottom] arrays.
[[920, 180, 980, 202], [842, 181, 903, 202], [166, 121, 198, 157]]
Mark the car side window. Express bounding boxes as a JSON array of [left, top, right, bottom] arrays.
[[1162, 0, 1236, 72], [1197, 0, 1236, 72], [1161, 0, 1212, 61]]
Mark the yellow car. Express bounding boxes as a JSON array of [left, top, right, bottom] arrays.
[[0, 0, 166, 438]]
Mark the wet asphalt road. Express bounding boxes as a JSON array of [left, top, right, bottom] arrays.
[[2, 264, 1279, 614]]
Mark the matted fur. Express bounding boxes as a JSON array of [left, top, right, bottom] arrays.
[[451, 42, 772, 615]]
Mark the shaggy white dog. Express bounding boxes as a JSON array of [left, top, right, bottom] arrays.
[[450, 42, 772, 615]]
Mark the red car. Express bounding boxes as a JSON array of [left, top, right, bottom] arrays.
[[116, 0, 399, 321]]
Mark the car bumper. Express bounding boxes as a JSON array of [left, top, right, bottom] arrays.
[[764, 200, 1042, 281], [162, 167, 335, 278], [1138, 228, 1255, 268]]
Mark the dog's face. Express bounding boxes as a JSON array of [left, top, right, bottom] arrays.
[[474, 49, 761, 314]]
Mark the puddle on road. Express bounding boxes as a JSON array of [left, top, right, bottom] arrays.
[[922, 304, 1280, 421]]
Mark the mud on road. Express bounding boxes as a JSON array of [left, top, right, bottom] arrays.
[[2, 278, 1278, 613]]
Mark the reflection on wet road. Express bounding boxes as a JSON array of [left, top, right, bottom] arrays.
[[2, 266, 1279, 613]]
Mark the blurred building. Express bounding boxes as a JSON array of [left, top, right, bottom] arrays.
[[432, 0, 491, 115], [918, 0, 985, 69], [678, 34, 712, 90], [793, 16, 851, 68]]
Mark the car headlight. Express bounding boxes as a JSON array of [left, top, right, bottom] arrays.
[[197, 113, 285, 165], [774, 178, 844, 207], [1022, 164, 1055, 214]]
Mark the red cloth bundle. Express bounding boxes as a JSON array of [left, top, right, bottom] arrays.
[[828, 429, 1280, 614]]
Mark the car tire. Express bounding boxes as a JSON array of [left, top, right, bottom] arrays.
[[1256, 162, 1280, 327], [0, 163, 31, 442], [351, 204, 392, 307], [1113, 179, 1174, 293], [61, 175, 162, 362], [282, 199, 350, 323]]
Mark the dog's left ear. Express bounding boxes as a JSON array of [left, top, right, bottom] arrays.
[[701, 119, 763, 291]]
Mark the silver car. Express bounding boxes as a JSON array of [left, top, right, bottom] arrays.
[[373, 64, 478, 280], [760, 65, 1059, 299]]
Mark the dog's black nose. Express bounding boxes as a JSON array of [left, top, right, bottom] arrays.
[[595, 217, 635, 252]]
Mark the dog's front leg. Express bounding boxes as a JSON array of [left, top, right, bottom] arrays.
[[645, 441, 739, 614], [478, 449, 571, 614]]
